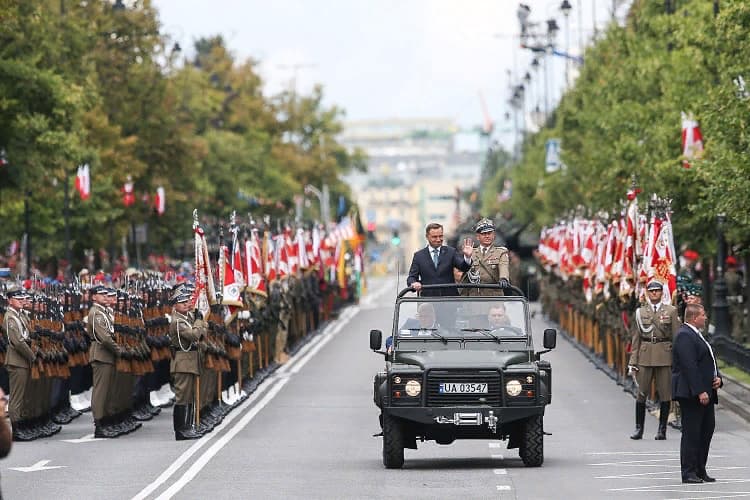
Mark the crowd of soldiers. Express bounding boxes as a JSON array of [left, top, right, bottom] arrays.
[[0, 268, 355, 442]]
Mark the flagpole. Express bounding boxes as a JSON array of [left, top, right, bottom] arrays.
[[64, 168, 72, 277]]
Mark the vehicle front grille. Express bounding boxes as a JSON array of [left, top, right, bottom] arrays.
[[426, 370, 501, 406]]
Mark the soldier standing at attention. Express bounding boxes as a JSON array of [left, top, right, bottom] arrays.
[[629, 280, 680, 440], [88, 285, 120, 438], [169, 290, 206, 440], [461, 218, 511, 296], [2, 285, 35, 441]]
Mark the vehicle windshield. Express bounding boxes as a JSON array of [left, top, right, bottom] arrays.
[[393, 297, 528, 349]]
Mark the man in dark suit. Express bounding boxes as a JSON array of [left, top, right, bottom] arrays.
[[672, 303, 723, 484], [407, 222, 472, 297]]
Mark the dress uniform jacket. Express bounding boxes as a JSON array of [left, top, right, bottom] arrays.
[[461, 246, 510, 297], [88, 303, 118, 364], [630, 303, 680, 367], [170, 311, 206, 376], [3, 307, 35, 368]]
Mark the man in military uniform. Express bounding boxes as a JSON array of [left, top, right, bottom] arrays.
[[169, 290, 206, 440], [628, 279, 680, 440], [88, 285, 121, 438], [460, 218, 511, 296], [2, 285, 36, 441], [725, 256, 745, 343]]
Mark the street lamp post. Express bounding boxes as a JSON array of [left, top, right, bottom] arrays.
[[560, 0, 572, 87], [304, 183, 330, 228], [64, 168, 72, 277], [712, 213, 730, 338], [24, 190, 31, 278]]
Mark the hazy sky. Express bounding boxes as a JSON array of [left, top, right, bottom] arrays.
[[153, 0, 623, 148]]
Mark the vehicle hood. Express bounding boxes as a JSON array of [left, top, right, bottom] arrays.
[[394, 350, 529, 370]]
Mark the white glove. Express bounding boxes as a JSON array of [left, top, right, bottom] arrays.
[[627, 365, 639, 376], [238, 310, 251, 320]]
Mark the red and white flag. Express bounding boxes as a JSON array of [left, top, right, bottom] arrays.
[[245, 229, 266, 295], [154, 187, 165, 215], [75, 164, 90, 200], [122, 176, 135, 206], [681, 112, 704, 169]]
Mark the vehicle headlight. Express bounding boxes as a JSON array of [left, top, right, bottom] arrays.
[[405, 380, 421, 397], [506, 380, 522, 397]]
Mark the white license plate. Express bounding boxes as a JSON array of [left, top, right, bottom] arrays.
[[439, 382, 488, 394]]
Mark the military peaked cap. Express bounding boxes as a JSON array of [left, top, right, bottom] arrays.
[[474, 217, 496, 234]]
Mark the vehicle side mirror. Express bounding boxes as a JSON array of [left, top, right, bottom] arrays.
[[543, 328, 557, 349], [370, 329, 382, 350]]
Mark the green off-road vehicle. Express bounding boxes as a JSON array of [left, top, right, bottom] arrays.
[[370, 283, 556, 469]]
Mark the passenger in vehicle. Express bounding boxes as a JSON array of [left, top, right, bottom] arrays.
[[387, 303, 438, 352]]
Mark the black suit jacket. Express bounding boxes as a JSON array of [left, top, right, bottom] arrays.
[[671, 324, 720, 404], [407, 245, 470, 296]]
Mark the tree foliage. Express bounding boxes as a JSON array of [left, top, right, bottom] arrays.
[[0, 0, 365, 272], [492, 0, 750, 256]]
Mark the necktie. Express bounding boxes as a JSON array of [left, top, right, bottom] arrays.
[[482, 247, 487, 257], [654, 305, 658, 313], [432, 248, 439, 269]]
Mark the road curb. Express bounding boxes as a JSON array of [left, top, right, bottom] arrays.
[[718, 374, 750, 423]]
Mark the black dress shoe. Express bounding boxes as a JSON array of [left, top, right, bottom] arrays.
[[699, 474, 716, 483], [682, 475, 703, 484]]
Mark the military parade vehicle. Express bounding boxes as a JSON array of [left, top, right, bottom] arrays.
[[370, 283, 556, 469]]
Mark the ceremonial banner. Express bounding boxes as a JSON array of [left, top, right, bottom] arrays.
[[681, 112, 704, 168], [75, 164, 90, 201]]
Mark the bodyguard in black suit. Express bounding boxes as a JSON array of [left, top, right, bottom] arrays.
[[671, 303, 723, 484], [407, 222, 472, 297]]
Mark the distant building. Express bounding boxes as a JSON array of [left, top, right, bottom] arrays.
[[341, 118, 483, 255]]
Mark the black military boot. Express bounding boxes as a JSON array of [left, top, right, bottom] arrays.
[[173, 405, 201, 441], [12, 420, 35, 442], [94, 417, 119, 438], [630, 402, 646, 440], [655, 402, 670, 440]]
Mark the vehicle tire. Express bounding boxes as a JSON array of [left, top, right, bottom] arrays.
[[519, 415, 544, 467], [382, 412, 405, 469]]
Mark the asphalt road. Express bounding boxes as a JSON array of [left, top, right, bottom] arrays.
[[3, 276, 750, 500]]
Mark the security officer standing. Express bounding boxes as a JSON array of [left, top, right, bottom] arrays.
[[2, 284, 36, 441], [629, 279, 680, 440], [88, 285, 120, 438], [461, 218, 511, 295], [725, 256, 745, 343], [169, 289, 206, 440]]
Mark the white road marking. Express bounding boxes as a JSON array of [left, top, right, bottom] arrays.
[[61, 433, 106, 444], [488, 442, 503, 448], [607, 478, 750, 491], [596, 466, 747, 479], [491, 454, 504, 460], [493, 469, 507, 475], [131, 380, 278, 500], [156, 378, 290, 500], [586, 451, 680, 456], [9, 459, 66, 473], [496, 485, 512, 491], [589, 458, 681, 465], [134, 303, 360, 500]]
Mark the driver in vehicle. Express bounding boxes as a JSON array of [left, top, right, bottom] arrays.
[[487, 304, 511, 329]]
